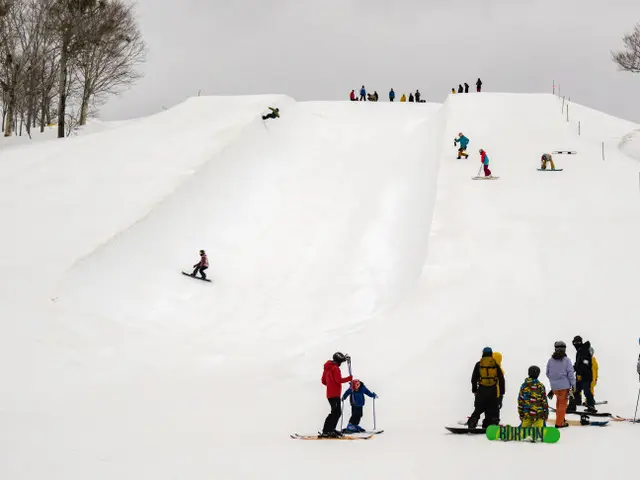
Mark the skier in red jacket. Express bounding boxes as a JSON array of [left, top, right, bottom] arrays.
[[320, 352, 353, 437]]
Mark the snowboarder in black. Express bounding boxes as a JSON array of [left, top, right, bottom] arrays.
[[476, 78, 482, 92], [408, 93, 414, 102], [262, 107, 280, 120], [458, 84, 463, 93], [468, 347, 505, 429], [415, 90, 421, 102], [568, 335, 597, 413], [464, 83, 469, 93]]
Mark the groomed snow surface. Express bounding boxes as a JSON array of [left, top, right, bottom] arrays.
[[1, 93, 639, 479]]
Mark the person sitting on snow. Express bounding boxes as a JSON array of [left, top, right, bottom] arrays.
[[540, 153, 556, 170], [262, 107, 280, 120], [341, 379, 377, 433], [454, 132, 470, 159], [191, 249, 209, 279]]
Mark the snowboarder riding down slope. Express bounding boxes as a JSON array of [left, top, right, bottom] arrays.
[[191, 250, 209, 279], [342, 379, 377, 433], [321, 352, 353, 438], [518, 365, 549, 429], [545, 340, 576, 428], [479, 149, 492, 177], [262, 107, 280, 120], [568, 335, 598, 413], [454, 133, 469, 159], [540, 153, 556, 170], [468, 347, 505, 429]]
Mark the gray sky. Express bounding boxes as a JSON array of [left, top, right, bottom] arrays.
[[100, 0, 640, 122]]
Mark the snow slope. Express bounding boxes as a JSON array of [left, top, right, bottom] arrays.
[[1, 93, 639, 479]]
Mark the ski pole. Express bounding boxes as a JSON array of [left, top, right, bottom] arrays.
[[373, 397, 377, 431], [477, 164, 483, 177], [634, 387, 640, 424], [340, 399, 345, 431]]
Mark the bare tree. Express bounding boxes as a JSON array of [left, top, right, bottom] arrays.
[[612, 22, 640, 73], [74, 0, 145, 125]]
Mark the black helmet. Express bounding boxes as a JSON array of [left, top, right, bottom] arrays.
[[554, 340, 567, 350], [528, 365, 541, 379], [332, 352, 347, 364], [572, 335, 583, 346]]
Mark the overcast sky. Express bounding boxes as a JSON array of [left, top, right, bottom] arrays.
[[100, 0, 640, 122]]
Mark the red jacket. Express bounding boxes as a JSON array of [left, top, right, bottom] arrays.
[[321, 360, 352, 398], [198, 254, 209, 268]]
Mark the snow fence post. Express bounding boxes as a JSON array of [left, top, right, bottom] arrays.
[[602, 142, 605, 161], [634, 387, 640, 424], [373, 397, 377, 431], [566, 103, 569, 122], [578, 121, 580, 136]]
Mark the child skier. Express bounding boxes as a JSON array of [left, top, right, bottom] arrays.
[[191, 249, 209, 279], [540, 153, 556, 170], [321, 352, 353, 438], [454, 133, 469, 159], [518, 366, 549, 428], [341, 379, 377, 433], [479, 149, 492, 177]]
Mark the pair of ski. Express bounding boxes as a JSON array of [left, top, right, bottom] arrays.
[[291, 430, 384, 441]]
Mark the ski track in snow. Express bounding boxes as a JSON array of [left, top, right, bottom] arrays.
[[1, 93, 639, 479]]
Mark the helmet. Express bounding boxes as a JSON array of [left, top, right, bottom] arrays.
[[482, 346, 492, 355], [332, 352, 347, 364], [352, 379, 361, 390], [528, 365, 541, 379], [572, 335, 583, 345], [554, 340, 567, 350], [199, 250, 205, 255], [479, 149, 484, 153]]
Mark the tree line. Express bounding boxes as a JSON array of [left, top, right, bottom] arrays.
[[0, 0, 145, 138]]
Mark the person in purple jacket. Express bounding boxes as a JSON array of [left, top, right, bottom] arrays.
[[545, 340, 576, 428]]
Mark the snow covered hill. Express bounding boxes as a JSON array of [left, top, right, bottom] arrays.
[[1, 93, 639, 479]]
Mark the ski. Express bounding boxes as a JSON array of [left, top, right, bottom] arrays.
[[537, 169, 563, 171], [181, 271, 212, 282], [486, 424, 560, 443], [472, 176, 499, 180], [290, 433, 373, 440], [342, 429, 384, 435], [611, 416, 640, 423]]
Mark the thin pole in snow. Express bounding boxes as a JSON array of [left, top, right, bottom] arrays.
[[602, 142, 605, 161], [566, 104, 569, 122], [373, 397, 377, 431], [553, 80, 555, 95], [562, 96, 565, 113], [578, 121, 581, 136]]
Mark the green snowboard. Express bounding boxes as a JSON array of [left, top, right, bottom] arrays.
[[486, 425, 560, 443]]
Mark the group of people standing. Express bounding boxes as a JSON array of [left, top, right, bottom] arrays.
[[468, 336, 600, 430], [451, 78, 483, 94]]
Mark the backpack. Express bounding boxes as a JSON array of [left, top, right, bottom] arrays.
[[478, 356, 499, 387]]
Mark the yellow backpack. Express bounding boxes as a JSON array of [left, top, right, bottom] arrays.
[[478, 356, 499, 387]]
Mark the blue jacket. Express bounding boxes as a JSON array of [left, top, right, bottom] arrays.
[[389, 90, 395, 100], [457, 135, 469, 148], [342, 383, 376, 407], [360, 88, 366, 96]]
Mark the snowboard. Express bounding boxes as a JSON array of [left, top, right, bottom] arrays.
[[611, 416, 640, 423], [290, 433, 373, 440], [181, 271, 212, 283], [445, 426, 486, 434], [550, 418, 609, 427], [486, 424, 560, 443], [550, 407, 611, 418], [472, 176, 499, 180], [537, 168, 563, 171]]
